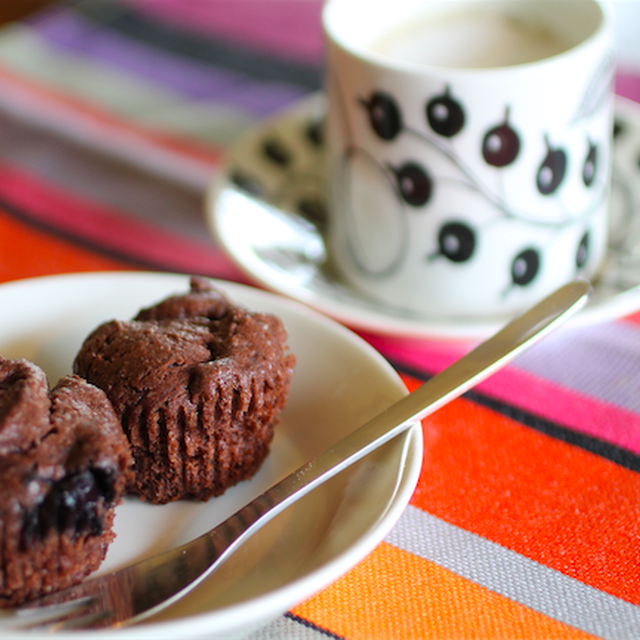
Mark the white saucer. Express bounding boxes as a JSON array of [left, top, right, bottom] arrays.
[[0, 272, 422, 639], [207, 94, 640, 340]]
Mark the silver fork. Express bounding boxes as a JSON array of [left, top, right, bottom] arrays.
[[11, 279, 591, 631]]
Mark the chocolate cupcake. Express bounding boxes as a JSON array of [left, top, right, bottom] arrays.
[[74, 277, 296, 504], [0, 358, 133, 607]]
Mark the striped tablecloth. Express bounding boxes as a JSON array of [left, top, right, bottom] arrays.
[[2, 2, 640, 638]]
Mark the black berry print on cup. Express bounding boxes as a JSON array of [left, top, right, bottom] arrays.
[[426, 86, 465, 138], [431, 222, 476, 263], [262, 138, 292, 167], [297, 197, 327, 231], [359, 91, 402, 141], [576, 231, 590, 269], [537, 136, 567, 195], [388, 161, 433, 207], [613, 119, 624, 138], [511, 248, 540, 287], [583, 141, 597, 187], [305, 118, 324, 147], [229, 169, 264, 197], [482, 107, 520, 167]]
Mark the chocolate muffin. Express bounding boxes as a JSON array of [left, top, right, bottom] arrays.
[[0, 358, 133, 607], [74, 277, 296, 504]]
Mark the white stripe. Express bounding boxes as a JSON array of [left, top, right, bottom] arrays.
[[386, 506, 640, 639], [244, 614, 332, 640], [0, 25, 254, 144], [0, 74, 213, 189]]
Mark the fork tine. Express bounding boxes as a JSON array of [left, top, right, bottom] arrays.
[[13, 575, 124, 632], [17, 597, 97, 632], [15, 594, 96, 620], [49, 609, 114, 632], [0, 595, 96, 632], [14, 572, 131, 631]]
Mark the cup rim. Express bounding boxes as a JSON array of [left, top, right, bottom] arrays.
[[322, 0, 614, 75]]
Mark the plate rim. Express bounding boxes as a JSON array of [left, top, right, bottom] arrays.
[[0, 271, 423, 639]]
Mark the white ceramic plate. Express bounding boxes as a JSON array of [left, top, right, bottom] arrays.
[[0, 272, 422, 639], [208, 94, 640, 340]]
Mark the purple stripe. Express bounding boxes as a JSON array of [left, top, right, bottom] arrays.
[[513, 321, 640, 413], [30, 10, 307, 116]]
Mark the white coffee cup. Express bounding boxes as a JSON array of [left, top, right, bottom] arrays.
[[323, 0, 615, 319]]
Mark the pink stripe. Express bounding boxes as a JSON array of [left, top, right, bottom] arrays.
[[0, 163, 246, 282], [122, 0, 325, 63], [359, 331, 470, 375], [364, 332, 640, 455], [616, 71, 640, 104], [477, 367, 640, 456]]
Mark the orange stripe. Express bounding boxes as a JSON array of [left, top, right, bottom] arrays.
[[293, 543, 596, 640], [406, 383, 640, 604], [0, 205, 132, 281], [0, 65, 222, 166]]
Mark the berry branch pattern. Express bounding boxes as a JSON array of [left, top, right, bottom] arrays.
[[356, 85, 608, 292], [221, 94, 640, 322]]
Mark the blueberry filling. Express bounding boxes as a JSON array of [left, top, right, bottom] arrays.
[[21, 468, 116, 549]]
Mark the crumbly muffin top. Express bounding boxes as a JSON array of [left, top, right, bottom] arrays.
[[0, 358, 133, 513], [73, 278, 296, 415], [134, 275, 229, 322]]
